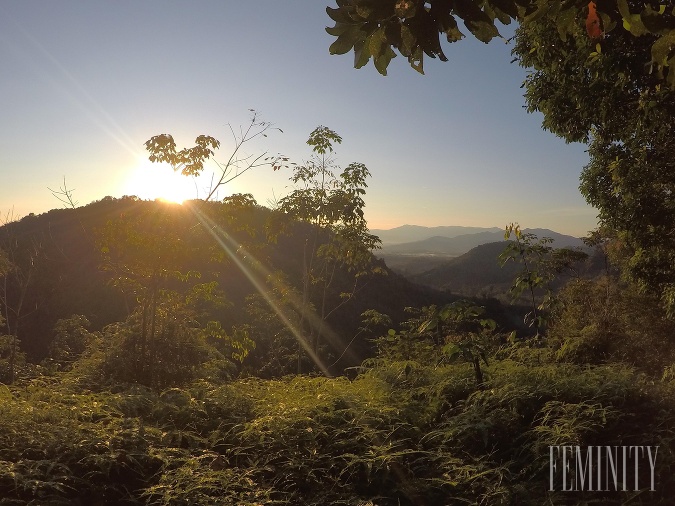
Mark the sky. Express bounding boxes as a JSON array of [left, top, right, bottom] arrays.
[[0, 1, 597, 237]]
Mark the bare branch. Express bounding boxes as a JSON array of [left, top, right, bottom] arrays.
[[48, 177, 79, 209]]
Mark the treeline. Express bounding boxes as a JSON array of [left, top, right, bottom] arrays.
[[0, 195, 460, 384]]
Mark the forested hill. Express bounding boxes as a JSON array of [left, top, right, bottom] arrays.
[[4, 199, 675, 504], [0, 196, 454, 370], [411, 240, 602, 298]]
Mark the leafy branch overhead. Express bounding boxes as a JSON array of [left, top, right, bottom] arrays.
[[326, 0, 675, 81], [145, 111, 291, 201], [145, 134, 220, 177]]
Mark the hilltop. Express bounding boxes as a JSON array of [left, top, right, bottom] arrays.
[[0, 197, 455, 371]]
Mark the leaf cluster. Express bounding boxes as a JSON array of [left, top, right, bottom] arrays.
[[499, 224, 587, 332], [514, 10, 675, 313], [145, 134, 220, 177], [145, 111, 290, 201], [326, 0, 675, 81]]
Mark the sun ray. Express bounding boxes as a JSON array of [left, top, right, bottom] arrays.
[[187, 203, 334, 377]]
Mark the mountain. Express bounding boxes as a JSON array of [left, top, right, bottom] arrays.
[[411, 242, 521, 296], [380, 231, 506, 256], [379, 228, 585, 256], [0, 197, 452, 369], [376, 228, 586, 277], [410, 240, 601, 299], [370, 225, 502, 246]]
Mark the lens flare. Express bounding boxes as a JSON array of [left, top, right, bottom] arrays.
[[187, 203, 344, 377]]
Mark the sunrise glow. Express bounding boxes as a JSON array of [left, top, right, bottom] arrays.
[[122, 158, 198, 204]]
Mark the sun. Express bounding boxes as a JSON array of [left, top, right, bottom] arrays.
[[122, 157, 198, 204]]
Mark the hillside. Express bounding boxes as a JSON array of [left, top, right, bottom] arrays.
[[410, 240, 600, 299], [380, 232, 500, 256], [411, 242, 520, 296], [3, 203, 675, 505], [380, 228, 584, 255], [376, 228, 586, 278], [0, 197, 456, 372]]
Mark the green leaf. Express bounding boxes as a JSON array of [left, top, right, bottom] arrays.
[[400, 24, 416, 56], [408, 46, 424, 74], [353, 39, 371, 69], [651, 29, 675, 65], [368, 27, 386, 57], [489, 0, 519, 20], [617, 0, 648, 36], [554, 6, 576, 41], [522, 0, 550, 24], [418, 317, 438, 333], [374, 46, 396, 75], [453, 0, 500, 42], [480, 318, 497, 331], [442, 343, 462, 359], [641, 5, 670, 34], [329, 26, 363, 55], [326, 6, 355, 24]]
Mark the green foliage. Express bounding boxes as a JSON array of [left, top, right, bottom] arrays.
[[236, 283, 305, 378], [145, 133, 220, 177], [1, 196, 423, 382], [514, 13, 675, 315], [92, 286, 239, 389], [370, 300, 499, 391], [500, 223, 587, 334], [48, 315, 98, 370], [145, 111, 290, 201], [276, 126, 381, 271], [0, 226, 45, 384], [0, 334, 26, 384], [549, 277, 675, 374], [2, 340, 675, 505], [326, 0, 675, 81], [271, 126, 383, 369], [97, 206, 218, 387]]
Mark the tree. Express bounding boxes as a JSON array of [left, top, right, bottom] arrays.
[[48, 315, 98, 370], [499, 224, 587, 334], [417, 300, 497, 389], [0, 213, 44, 384], [271, 126, 383, 371], [325, 0, 675, 83], [98, 203, 219, 386], [145, 111, 289, 201], [512, 13, 675, 314], [549, 276, 675, 374]]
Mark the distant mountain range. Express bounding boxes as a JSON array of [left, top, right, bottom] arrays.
[[374, 226, 585, 257], [372, 225, 593, 293], [371, 225, 502, 246]]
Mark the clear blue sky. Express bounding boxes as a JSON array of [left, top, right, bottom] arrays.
[[0, 1, 597, 236]]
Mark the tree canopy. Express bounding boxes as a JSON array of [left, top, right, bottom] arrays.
[[513, 7, 675, 314], [326, 0, 675, 83]]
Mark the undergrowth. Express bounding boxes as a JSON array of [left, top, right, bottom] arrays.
[[1, 354, 674, 505]]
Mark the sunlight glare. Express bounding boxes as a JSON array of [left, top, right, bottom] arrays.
[[122, 157, 198, 204]]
